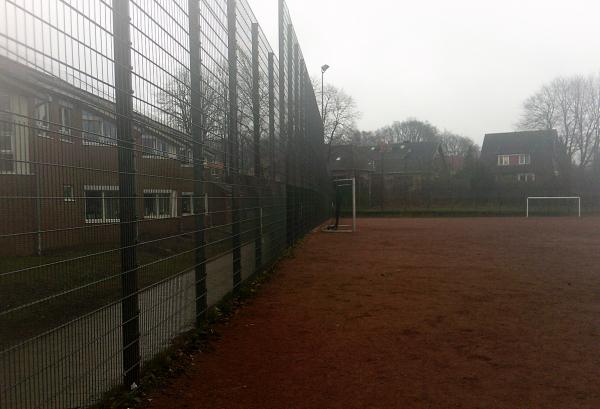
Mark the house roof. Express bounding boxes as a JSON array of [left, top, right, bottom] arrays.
[[329, 142, 443, 174], [329, 145, 374, 172], [480, 129, 558, 175], [381, 142, 441, 174], [481, 130, 557, 158]]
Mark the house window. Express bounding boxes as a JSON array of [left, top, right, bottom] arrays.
[[142, 134, 176, 159], [144, 190, 176, 218], [33, 98, 50, 138], [82, 111, 117, 146], [0, 94, 15, 173], [518, 154, 531, 165], [517, 173, 535, 183], [497, 155, 510, 166], [181, 192, 194, 215], [59, 103, 73, 142], [84, 186, 120, 223], [63, 185, 75, 202], [178, 146, 193, 166]]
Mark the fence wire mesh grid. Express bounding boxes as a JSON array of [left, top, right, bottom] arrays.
[[0, 0, 328, 407]]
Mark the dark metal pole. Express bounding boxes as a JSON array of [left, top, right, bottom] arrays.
[[278, 0, 288, 246], [113, 0, 140, 388], [287, 24, 295, 244], [268, 52, 275, 181], [227, 0, 241, 291], [251, 23, 262, 272], [321, 70, 324, 122], [188, 0, 207, 325]]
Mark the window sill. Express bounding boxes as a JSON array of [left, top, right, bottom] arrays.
[[85, 219, 120, 224], [83, 141, 117, 147]]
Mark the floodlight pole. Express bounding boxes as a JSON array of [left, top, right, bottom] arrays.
[[321, 64, 329, 122]]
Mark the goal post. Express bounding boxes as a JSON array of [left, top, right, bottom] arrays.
[[324, 178, 357, 232], [526, 196, 581, 218]]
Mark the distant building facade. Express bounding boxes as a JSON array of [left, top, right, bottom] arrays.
[[328, 142, 448, 207], [0, 57, 229, 256], [480, 130, 563, 187]]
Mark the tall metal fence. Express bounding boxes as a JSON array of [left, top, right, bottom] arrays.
[[0, 0, 328, 407]]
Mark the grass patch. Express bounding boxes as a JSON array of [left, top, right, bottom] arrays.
[[0, 228, 234, 350]]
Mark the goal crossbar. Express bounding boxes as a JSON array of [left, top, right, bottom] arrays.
[[526, 196, 581, 218]]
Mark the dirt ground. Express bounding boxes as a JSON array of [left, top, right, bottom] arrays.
[[147, 217, 600, 409]]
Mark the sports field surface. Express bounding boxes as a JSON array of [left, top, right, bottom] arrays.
[[146, 217, 600, 408]]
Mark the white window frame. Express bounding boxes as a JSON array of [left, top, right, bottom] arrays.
[[63, 184, 75, 202], [518, 154, 531, 165], [33, 98, 51, 138], [0, 95, 15, 174], [181, 192, 194, 216], [497, 155, 510, 166], [518, 173, 535, 183], [178, 146, 194, 167], [82, 110, 117, 146], [0, 93, 30, 175], [84, 185, 120, 224], [143, 189, 177, 219], [142, 134, 176, 159], [58, 102, 73, 143]]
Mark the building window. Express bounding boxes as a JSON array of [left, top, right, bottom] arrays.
[[497, 155, 510, 166], [0, 94, 15, 173], [178, 146, 193, 166], [519, 154, 531, 165], [517, 173, 535, 183], [142, 134, 176, 159], [144, 189, 176, 218], [82, 111, 117, 146], [181, 192, 194, 215], [84, 186, 120, 223], [59, 103, 72, 142], [63, 185, 75, 202], [33, 98, 50, 138]]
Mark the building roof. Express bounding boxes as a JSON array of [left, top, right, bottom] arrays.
[[329, 142, 444, 175], [481, 130, 557, 158], [381, 142, 442, 174], [480, 129, 558, 175], [329, 145, 374, 172]]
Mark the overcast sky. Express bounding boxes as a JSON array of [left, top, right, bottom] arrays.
[[252, 0, 600, 144]]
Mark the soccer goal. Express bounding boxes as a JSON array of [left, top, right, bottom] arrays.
[[526, 196, 581, 218], [324, 178, 357, 233]]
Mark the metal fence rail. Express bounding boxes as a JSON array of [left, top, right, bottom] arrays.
[[0, 0, 327, 407]]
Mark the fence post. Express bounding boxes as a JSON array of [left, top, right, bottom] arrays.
[[188, 0, 207, 324], [251, 23, 262, 272], [112, 0, 140, 388], [268, 52, 275, 181], [279, 0, 293, 246], [287, 23, 295, 245], [227, 0, 242, 290]]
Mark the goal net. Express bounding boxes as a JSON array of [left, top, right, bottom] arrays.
[[526, 196, 581, 218], [324, 178, 357, 232]]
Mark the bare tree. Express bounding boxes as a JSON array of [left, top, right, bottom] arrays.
[[376, 118, 439, 144], [440, 131, 476, 157], [314, 79, 361, 160], [519, 74, 600, 168]]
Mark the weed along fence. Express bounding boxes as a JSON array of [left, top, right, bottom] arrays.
[[0, 0, 328, 407]]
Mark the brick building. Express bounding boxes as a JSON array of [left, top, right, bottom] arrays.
[[0, 57, 229, 256]]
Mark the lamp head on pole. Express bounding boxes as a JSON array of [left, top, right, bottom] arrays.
[[321, 64, 330, 74]]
